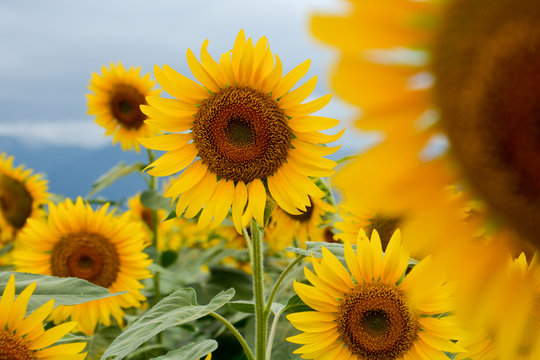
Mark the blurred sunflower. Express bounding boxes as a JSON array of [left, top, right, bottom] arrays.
[[287, 229, 466, 359], [334, 205, 401, 250], [87, 62, 161, 152], [0, 152, 48, 244], [312, 0, 540, 251], [312, 0, 540, 351], [139, 30, 342, 232], [0, 274, 87, 360], [266, 194, 335, 250], [127, 192, 173, 252], [456, 252, 540, 359], [13, 197, 152, 334]]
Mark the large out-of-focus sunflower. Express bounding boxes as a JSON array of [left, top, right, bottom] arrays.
[[0, 152, 48, 244], [287, 229, 466, 359], [13, 197, 152, 334], [0, 274, 87, 360], [139, 30, 342, 232], [87, 62, 161, 152], [311, 0, 540, 351], [266, 194, 335, 250]]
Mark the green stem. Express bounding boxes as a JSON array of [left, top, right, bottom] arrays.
[[210, 312, 255, 360], [250, 220, 267, 360], [146, 149, 162, 344], [265, 307, 285, 360], [263, 255, 304, 317]]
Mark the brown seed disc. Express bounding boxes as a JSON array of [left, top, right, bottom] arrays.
[[337, 282, 418, 360], [51, 232, 119, 288], [193, 86, 291, 182], [110, 84, 147, 129], [0, 331, 33, 360], [367, 216, 401, 250], [432, 0, 540, 246], [0, 175, 32, 229]]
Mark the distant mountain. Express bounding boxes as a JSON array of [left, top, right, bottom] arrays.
[[0, 137, 147, 202]]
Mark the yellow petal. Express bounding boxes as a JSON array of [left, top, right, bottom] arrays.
[[248, 179, 266, 226], [0, 275, 16, 329], [162, 64, 209, 101], [267, 175, 303, 215], [145, 144, 197, 177], [187, 47, 220, 92], [29, 322, 77, 350], [261, 54, 283, 94], [232, 181, 248, 233], [273, 59, 311, 100], [279, 75, 317, 109], [138, 133, 191, 151], [164, 160, 207, 198], [285, 94, 332, 118], [288, 115, 340, 133]]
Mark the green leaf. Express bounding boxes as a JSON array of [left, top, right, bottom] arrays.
[[263, 198, 276, 226], [282, 295, 311, 314], [0, 272, 125, 313], [87, 162, 143, 197], [229, 300, 255, 313], [140, 189, 171, 211], [150, 339, 217, 360], [160, 250, 178, 268], [286, 242, 349, 259], [101, 288, 235, 360], [164, 209, 177, 221]]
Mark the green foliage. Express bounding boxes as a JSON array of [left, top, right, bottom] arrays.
[[151, 339, 217, 360], [140, 189, 171, 211], [100, 288, 235, 360], [87, 161, 144, 197], [0, 271, 124, 312]]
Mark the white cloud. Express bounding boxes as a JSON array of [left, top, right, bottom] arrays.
[[0, 120, 109, 149]]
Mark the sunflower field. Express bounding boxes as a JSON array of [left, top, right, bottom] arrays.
[[1, 0, 540, 359]]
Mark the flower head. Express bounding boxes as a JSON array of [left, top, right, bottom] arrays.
[[140, 30, 342, 232], [287, 230, 465, 359], [13, 197, 152, 334], [0, 274, 87, 360], [0, 152, 48, 244], [87, 62, 161, 152]]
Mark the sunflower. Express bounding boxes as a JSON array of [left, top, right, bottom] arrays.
[[0, 274, 87, 360], [139, 30, 342, 232], [0, 152, 48, 245], [87, 62, 161, 152], [127, 192, 174, 252], [287, 229, 465, 359], [266, 194, 336, 250], [13, 197, 152, 334], [311, 0, 540, 352]]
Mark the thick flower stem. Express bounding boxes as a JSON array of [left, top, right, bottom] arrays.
[[147, 149, 162, 345], [250, 220, 267, 360]]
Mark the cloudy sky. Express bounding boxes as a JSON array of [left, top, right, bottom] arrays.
[[0, 0, 380, 151]]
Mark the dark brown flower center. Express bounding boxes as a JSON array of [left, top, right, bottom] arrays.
[[110, 84, 147, 129], [433, 0, 540, 246], [337, 282, 418, 360], [0, 175, 32, 229], [0, 331, 33, 360], [367, 216, 401, 250], [193, 86, 291, 182], [51, 232, 119, 288]]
